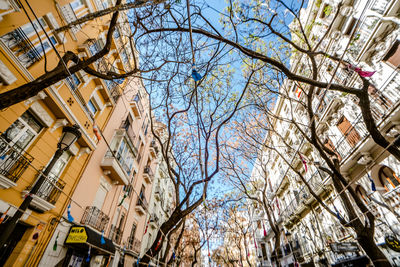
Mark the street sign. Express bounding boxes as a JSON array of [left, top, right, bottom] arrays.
[[65, 227, 88, 243], [385, 235, 400, 252]]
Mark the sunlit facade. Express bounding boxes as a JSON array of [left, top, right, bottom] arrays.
[[252, 0, 400, 266]]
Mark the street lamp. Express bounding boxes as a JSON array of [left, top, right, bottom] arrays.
[[0, 125, 81, 249]]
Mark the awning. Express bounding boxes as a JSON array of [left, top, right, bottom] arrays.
[[64, 226, 115, 254], [331, 255, 369, 267]]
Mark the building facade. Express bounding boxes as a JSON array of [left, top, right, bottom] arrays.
[[251, 0, 400, 266], [0, 0, 159, 266]]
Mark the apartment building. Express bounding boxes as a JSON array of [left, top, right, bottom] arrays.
[[251, 0, 400, 266], [0, 0, 140, 266], [139, 135, 176, 265], [37, 76, 160, 267]]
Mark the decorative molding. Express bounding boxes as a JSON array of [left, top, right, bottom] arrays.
[[25, 91, 47, 106], [340, 5, 353, 17], [69, 143, 79, 156], [29, 101, 54, 127], [76, 146, 91, 159], [386, 121, 400, 138], [0, 174, 17, 189], [47, 85, 97, 150], [50, 119, 68, 133], [0, 58, 16, 85], [22, 190, 55, 212]]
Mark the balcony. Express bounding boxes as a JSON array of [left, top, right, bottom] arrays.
[[128, 237, 141, 253], [0, 27, 42, 68], [93, 77, 121, 104], [143, 166, 154, 184], [109, 224, 123, 244], [0, 135, 33, 189], [25, 173, 65, 212], [100, 150, 130, 186], [149, 140, 159, 159], [149, 213, 159, 229], [81, 206, 110, 232], [135, 197, 148, 215], [130, 94, 144, 119], [154, 185, 161, 201]]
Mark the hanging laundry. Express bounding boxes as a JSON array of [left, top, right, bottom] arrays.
[[298, 153, 308, 172], [191, 64, 202, 81], [333, 205, 342, 221], [263, 222, 267, 237], [86, 246, 91, 262], [67, 204, 74, 222], [118, 193, 128, 207], [144, 218, 150, 234], [347, 64, 375, 77], [53, 232, 59, 251], [276, 198, 281, 215], [0, 207, 10, 224], [93, 125, 102, 141], [367, 173, 376, 191], [155, 237, 162, 251], [101, 230, 106, 245]]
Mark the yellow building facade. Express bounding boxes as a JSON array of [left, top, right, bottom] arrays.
[[0, 0, 134, 266]]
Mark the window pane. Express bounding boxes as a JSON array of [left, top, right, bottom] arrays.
[[4, 120, 25, 142], [15, 129, 35, 148], [87, 99, 98, 115], [21, 111, 43, 133]]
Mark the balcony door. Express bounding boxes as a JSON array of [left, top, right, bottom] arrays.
[[2, 110, 43, 151], [36, 151, 70, 200], [0, 110, 43, 177]]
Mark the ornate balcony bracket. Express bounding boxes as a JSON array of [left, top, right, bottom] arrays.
[[0, 173, 16, 189], [357, 152, 373, 165], [386, 122, 400, 138], [25, 91, 47, 106], [50, 119, 68, 133], [77, 147, 91, 159]]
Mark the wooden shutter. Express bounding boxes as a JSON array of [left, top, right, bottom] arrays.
[[337, 116, 360, 147]]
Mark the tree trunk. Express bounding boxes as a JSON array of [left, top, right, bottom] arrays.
[[273, 234, 282, 267], [357, 232, 391, 267]]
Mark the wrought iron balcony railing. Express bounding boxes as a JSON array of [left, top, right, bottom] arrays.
[[81, 206, 110, 232], [0, 135, 33, 183], [0, 27, 42, 68], [27, 172, 66, 205], [132, 94, 144, 114], [137, 196, 148, 210], [144, 166, 154, 178], [127, 237, 141, 253], [150, 140, 159, 154], [109, 224, 123, 244]]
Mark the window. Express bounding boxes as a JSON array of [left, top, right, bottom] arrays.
[[65, 73, 81, 90], [87, 98, 98, 116], [0, 18, 57, 68], [2, 110, 43, 150], [128, 224, 137, 248], [378, 166, 400, 192], [89, 39, 104, 56], [336, 116, 361, 147], [383, 40, 400, 68], [115, 137, 135, 176], [120, 49, 129, 63]]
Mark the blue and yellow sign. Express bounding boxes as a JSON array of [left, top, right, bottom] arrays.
[[66, 227, 88, 244]]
